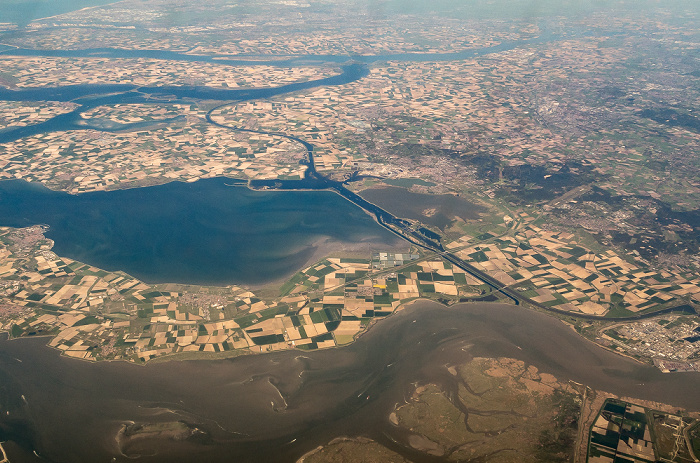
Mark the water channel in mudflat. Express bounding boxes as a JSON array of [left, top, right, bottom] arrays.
[[1, 301, 698, 462]]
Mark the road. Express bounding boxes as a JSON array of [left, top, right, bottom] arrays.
[[205, 103, 697, 324]]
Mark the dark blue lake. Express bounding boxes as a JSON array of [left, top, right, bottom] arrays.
[[0, 178, 400, 286]]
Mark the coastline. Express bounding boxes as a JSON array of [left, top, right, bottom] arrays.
[[247, 234, 406, 291], [2, 300, 700, 463], [27, 0, 126, 24]]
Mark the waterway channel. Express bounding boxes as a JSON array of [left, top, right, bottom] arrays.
[[1, 32, 699, 462], [1, 301, 699, 463], [0, 35, 695, 314]]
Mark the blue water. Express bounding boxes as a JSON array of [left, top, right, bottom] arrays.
[[0, 0, 119, 27], [1, 32, 565, 64], [0, 178, 398, 285], [0, 64, 369, 144], [0, 33, 577, 286]]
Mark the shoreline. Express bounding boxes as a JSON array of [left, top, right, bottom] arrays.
[[2, 300, 700, 463], [27, 0, 127, 24], [0, 296, 692, 377], [0, 215, 691, 375], [247, 234, 406, 291]]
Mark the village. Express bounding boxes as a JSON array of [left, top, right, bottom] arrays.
[[0, 216, 698, 374], [2, 1, 700, 462], [0, 0, 698, 375], [0, 224, 485, 362]]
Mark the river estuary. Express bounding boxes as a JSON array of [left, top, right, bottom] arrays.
[[1, 302, 699, 462], [1, 33, 699, 463]]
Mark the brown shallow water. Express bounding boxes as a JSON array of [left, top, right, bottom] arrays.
[[359, 186, 485, 229], [1, 301, 699, 462]]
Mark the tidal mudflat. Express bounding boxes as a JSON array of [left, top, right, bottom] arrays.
[[1, 301, 698, 462]]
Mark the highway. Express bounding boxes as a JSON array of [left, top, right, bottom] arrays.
[[206, 93, 697, 324]]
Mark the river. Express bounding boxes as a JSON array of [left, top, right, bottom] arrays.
[[1, 27, 698, 463], [0, 31, 568, 65], [0, 301, 698, 463]]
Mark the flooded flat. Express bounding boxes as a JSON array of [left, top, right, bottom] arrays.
[[1, 301, 698, 462], [359, 186, 486, 229]]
